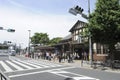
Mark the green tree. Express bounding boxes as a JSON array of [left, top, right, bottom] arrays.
[[88, 0, 120, 63], [31, 33, 49, 45], [49, 37, 62, 45]]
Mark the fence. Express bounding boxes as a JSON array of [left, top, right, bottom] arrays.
[[0, 70, 10, 80], [93, 53, 108, 69]]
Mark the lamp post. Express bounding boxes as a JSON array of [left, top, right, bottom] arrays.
[[28, 30, 31, 56], [69, 0, 92, 66]]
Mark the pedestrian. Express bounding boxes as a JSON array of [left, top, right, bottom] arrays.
[[58, 54, 62, 63], [38, 52, 41, 59], [46, 51, 49, 60], [52, 53, 56, 62]]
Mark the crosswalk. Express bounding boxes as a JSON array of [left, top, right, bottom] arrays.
[[0, 57, 100, 80], [0, 59, 63, 73]]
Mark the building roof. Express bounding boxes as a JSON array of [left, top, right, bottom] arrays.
[[62, 34, 72, 40], [34, 46, 54, 50], [69, 20, 87, 32]]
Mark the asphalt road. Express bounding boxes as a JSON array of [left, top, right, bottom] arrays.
[[0, 55, 120, 80], [0, 53, 9, 60]]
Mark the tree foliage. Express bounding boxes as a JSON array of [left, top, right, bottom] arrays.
[[89, 0, 120, 44], [31, 32, 62, 46], [88, 0, 120, 62], [31, 33, 49, 45], [49, 37, 62, 45]]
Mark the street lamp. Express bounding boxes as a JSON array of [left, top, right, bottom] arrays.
[[28, 30, 31, 56], [69, 0, 93, 66]]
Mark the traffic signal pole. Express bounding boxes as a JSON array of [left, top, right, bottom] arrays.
[[88, 0, 93, 67], [28, 30, 31, 57], [69, 0, 93, 67]]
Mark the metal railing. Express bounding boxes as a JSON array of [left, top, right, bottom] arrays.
[[112, 60, 120, 69], [0, 70, 10, 80]]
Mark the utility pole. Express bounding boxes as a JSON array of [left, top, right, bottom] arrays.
[[28, 30, 31, 56], [69, 0, 93, 67], [88, 0, 93, 66]]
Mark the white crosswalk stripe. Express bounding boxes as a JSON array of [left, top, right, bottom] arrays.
[[15, 60, 42, 68], [26, 61, 50, 68], [0, 61, 13, 72], [0, 60, 63, 73], [6, 60, 24, 70], [11, 60, 34, 69], [26, 60, 62, 67]]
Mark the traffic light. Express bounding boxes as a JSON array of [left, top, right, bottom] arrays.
[[0, 27, 3, 30], [7, 41, 11, 43], [74, 5, 84, 13], [7, 29, 15, 32]]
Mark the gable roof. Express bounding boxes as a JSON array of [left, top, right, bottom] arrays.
[[62, 34, 72, 40], [69, 20, 87, 32]]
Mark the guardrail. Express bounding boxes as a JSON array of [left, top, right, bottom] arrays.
[[112, 60, 120, 69], [0, 70, 10, 80]]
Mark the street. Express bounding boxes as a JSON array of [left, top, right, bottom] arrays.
[[0, 55, 120, 80], [0, 0, 120, 80]]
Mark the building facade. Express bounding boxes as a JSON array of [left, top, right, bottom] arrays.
[[58, 20, 109, 61], [69, 20, 89, 60]]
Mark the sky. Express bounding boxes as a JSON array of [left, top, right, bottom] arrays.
[[0, 0, 96, 48]]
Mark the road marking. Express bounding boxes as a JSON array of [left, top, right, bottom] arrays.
[[26, 61, 50, 68], [0, 61, 13, 72], [48, 70, 99, 80], [72, 77, 100, 80], [6, 60, 24, 70], [15, 60, 42, 68], [9, 66, 99, 80], [52, 73, 69, 78], [49, 70, 70, 77], [49, 70, 69, 74], [11, 60, 34, 69], [31, 60, 60, 67], [9, 67, 75, 78], [1, 59, 65, 73]]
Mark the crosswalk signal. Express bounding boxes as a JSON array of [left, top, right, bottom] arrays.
[[7, 29, 15, 32]]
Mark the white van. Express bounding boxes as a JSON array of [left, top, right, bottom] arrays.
[[9, 50, 16, 56]]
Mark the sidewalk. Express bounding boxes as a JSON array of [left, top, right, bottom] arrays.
[[17, 54, 120, 73], [57, 60, 120, 73], [50, 59, 120, 73]]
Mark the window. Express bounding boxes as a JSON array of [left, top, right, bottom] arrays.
[[96, 43, 108, 54]]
